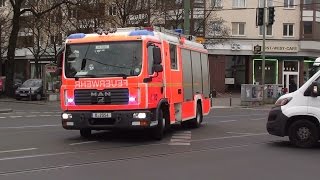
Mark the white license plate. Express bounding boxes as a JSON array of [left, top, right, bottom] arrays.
[[92, 113, 111, 118], [20, 94, 27, 96]]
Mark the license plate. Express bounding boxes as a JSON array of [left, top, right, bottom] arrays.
[[20, 94, 27, 96], [92, 113, 111, 118]]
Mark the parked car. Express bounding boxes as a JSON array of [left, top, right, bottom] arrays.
[[15, 79, 43, 101]]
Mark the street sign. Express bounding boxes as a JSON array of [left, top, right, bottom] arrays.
[[45, 65, 57, 73]]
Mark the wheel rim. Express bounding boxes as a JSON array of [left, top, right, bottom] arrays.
[[196, 110, 201, 124], [297, 127, 311, 140]]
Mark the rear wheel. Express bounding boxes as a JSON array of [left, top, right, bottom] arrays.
[[189, 103, 203, 128], [35, 94, 41, 101], [80, 129, 92, 138], [288, 120, 319, 148]]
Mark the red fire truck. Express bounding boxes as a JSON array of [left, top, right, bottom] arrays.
[[60, 27, 211, 139]]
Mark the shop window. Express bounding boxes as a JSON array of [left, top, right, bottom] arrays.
[[283, 60, 298, 72], [253, 59, 278, 84]]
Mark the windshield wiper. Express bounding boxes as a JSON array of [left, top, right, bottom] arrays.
[[74, 74, 97, 81], [100, 73, 128, 79]]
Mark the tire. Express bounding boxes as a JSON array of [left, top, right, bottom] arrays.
[[36, 94, 41, 101], [189, 103, 203, 128], [152, 109, 166, 140], [288, 120, 319, 148], [80, 129, 92, 138]]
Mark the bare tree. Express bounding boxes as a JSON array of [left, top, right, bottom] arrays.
[[63, 0, 110, 34], [5, 0, 74, 97], [0, 10, 11, 76]]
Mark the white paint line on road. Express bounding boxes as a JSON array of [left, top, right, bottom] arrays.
[[10, 116, 22, 118], [211, 114, 267, 118], [0, 148, 37, 154], [69, 141, 98, 146], [250, 118, 266, 121], [217, 120, 238, 123], [31, 112, 41, 114], [39, 115, 52, 117], [0, 144, 251, 176], [53, 115, 61, 117], [191, 133, 268, 143], [227, 132, 259, 135], [25, 115, 37, 118], [168, 142, 191, 146], [0, 117, 5, 119], [0, 124, 60, 129]]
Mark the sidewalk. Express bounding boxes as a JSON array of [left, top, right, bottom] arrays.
[[211, 92, 274, 109]]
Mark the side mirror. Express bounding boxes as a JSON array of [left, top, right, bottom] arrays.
[[311, 81, 318, 97], [153, 47, 162, 64], [153, 64, 163, 73]]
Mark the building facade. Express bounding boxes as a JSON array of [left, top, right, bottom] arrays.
[[207, 0, 320, 93]]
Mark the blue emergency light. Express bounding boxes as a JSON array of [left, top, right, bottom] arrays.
[[67, 33, 86, 39], [129, 30, 154, 36]]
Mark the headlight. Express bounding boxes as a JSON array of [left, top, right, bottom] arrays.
[[133, 113, 147, 119], [275, 97, 292, 107]]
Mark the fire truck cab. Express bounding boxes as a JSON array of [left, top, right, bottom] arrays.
[[60, 27, 211, 139]]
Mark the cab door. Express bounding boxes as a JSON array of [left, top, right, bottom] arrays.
[[163, 42, 183, 122]]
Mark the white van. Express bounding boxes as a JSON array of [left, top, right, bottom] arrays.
[[267, 57, 320, 148]]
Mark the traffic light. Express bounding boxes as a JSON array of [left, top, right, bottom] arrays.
[[268, 7, 275, 25], [256, 8, 264, 26]]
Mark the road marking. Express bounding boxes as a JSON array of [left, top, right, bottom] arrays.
[[0, 148, 37, 154], [0, 144, 251, 176], [217, 120, 237, 123], [0, 117, 5, 119], [169, 131, 192, 146], [69, 141, 98, 146], [227, 132, 259, 135], [10, 116, 23, 118], [250, 118, 266, 121], [191, 133, 268, 143], [0, 124, 60, 129], [25, 115, 37, 118], [39, 115, 51, 117]]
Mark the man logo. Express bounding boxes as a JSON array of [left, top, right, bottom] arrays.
[[97, 97, 105, 103], [91, 91, 111, 97]]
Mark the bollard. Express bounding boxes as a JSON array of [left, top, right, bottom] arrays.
[[229, 92, 232, 107], [29, 87, 32, 101]]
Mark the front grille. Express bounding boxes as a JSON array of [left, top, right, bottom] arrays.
[[74, 89, 129, 105]]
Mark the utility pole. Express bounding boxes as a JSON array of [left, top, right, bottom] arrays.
[[184, 0, 190, 35], [261, 0, 266, 85]]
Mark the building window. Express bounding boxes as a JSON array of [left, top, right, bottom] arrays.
[[209, 21, 222, 36], [109, 4, 116, 16], [283, 24, 294, 37], [232, 0, 246, 8], [258, 0, 273, 7], [232, 22, 245, 36], [0, 0, 5, 7], [284, 0, 294, 8], [303, 22, 313, 34], [259, 25, 273, 36], [212, 0, 222, 8]]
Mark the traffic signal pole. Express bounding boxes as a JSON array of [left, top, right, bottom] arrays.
[[261, 0, 266, 86], [184, 0, 190, 35]]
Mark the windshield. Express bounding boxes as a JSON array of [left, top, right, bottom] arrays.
[[64, 41, 142, 78], [21, 79, 42, 87]]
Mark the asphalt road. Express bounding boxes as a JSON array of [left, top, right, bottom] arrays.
[[0, 101, 319, 180]]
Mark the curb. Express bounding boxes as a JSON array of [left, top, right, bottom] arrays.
[[0, 109, 13, 113]]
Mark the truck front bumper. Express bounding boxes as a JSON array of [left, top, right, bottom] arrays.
[[61, 110, 157, 130], [266, 106, 288, 137]]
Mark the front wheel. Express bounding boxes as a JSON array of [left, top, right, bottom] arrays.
[[152, 109, 166, 140], [80, 129, 92, 138], [288, 120, 319, 148]]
